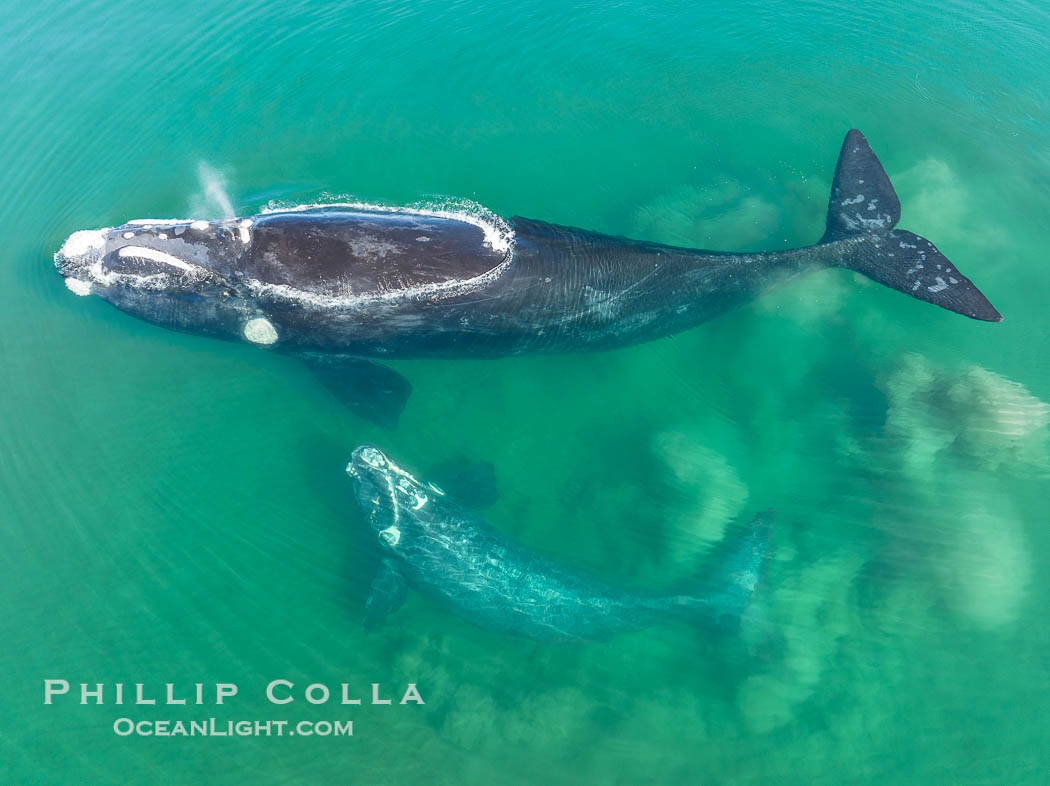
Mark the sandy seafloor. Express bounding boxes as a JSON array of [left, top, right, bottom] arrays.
[[1, 1, 1048, 783]]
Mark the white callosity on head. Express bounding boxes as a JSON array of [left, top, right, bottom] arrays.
[[383, 454, 428, 488], [58, 229, 107, 261], [352, 447, 433, 533], [242, 317, 278, 345], [359, 447, 388, 468], [238, 219, 252, 244], [57, 225, 214, 291], [56, 229, 116, 288], [396, 477, 428, 510]]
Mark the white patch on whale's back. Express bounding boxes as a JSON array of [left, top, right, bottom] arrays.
[[243, 317, 278, 345], [358, 448, 387, 468], [55, 229, 116, 290]]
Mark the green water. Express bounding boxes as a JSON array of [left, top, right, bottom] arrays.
[[3, 1, 1049, 783]]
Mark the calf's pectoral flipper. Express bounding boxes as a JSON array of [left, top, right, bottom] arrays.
[[297, 353, 412, 428], [429, 456, 500, 509], [364, 557, 408, 630]]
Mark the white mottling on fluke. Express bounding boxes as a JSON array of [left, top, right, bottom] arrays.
[[928, 277, 949, 293]]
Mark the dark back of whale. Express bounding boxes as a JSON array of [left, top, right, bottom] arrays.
[[246, 209, 506, 298]]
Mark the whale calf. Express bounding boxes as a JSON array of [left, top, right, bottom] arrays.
[[345, 445, 774, 641], [55, 130, 1001, 425]]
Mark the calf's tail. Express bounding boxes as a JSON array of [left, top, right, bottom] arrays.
[[675, 510, 776, 633]]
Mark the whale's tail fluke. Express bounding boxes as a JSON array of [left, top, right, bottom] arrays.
[[676, 510, 776, 633], [822, 129, 1001, 322]]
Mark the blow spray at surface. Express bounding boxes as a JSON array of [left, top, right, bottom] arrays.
[[192, 162, 236, 219]]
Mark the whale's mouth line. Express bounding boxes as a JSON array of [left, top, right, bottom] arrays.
[[117, 245, 200, 273]]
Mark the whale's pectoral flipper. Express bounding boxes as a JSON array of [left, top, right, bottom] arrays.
[[298, 354, 412, 428], [823, 129, 1001, 322], [429, 457, 500, 508], [364, 558, 408, 630]]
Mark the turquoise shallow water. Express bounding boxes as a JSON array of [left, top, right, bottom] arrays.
[[3, 1, 1050, 783]]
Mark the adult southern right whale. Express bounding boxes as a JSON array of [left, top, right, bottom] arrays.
[[55, 130, 1001, 426], [346, 445, 775, 640]]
